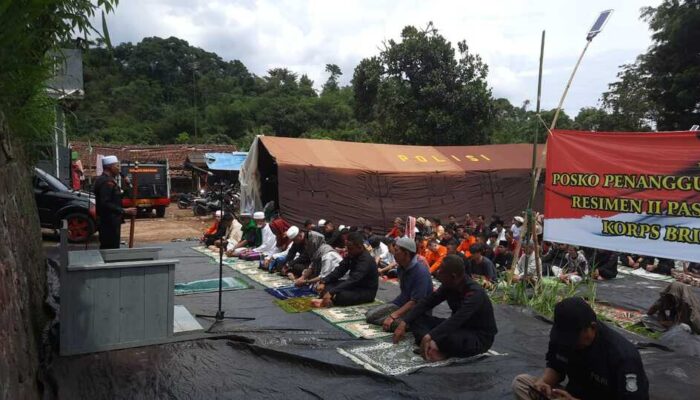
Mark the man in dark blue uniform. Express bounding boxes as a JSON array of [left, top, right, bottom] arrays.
[[93, 156, 136, 249], [392, 254, 498, 361], [512, 297, 649, 400]]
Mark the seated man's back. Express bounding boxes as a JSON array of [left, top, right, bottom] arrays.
[[396, 255, 498, 359]]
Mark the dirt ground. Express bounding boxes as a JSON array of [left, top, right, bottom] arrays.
[[42, 206, 215, 245], [119, 206, 214, 243]]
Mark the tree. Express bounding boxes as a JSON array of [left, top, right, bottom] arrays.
[[298, 74, 317, 97], [322, 63, 342, 95], [353, 23, 493, 145], [603, 1, 700, 130], [175, 132, 190, 143], [352, 57, 382, 122], [601, 63, 656, 131]]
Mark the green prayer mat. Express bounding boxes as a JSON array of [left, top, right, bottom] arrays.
[[273, 297, 316, 313], [174, 277, 250, 296], [335, 321, 392, 339], [337, 338, 504, 376], [311, 300, 384, 324]]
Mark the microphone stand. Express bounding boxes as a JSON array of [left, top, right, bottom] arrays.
[[196, 181, 255, 333]]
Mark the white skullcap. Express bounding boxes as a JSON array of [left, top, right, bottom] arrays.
[[286, 226, 300, 240], [253, 211, 265, 220], [318, 219, 326, 226], [339, 225, 346, 231], [214, 210, 222, 217], [514, 216, 525, 223], [102, 155, 119, 165]]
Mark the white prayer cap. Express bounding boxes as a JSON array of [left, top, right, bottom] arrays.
[[514, 216, 525, 223], [214, 210, 222, 217], [339, 225, 346, 231], [318, 219, 326, 226], [102, 155, 119, 165], [286, 226, 300, 240], [253, 211, 265, 220]]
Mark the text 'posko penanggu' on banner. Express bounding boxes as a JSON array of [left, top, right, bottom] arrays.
[[544, 129, 700, 263]]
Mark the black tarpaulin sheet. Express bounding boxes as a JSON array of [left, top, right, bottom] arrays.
[[47, 243, 700, 400], [595, 274, 700, 313]]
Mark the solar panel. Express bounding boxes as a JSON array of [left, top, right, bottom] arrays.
[[587, 9, 613, 41]]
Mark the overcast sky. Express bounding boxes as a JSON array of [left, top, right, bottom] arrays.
[[101, 0, 660, 116]]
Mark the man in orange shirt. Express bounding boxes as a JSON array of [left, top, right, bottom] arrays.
[[456, 229, 476, 257], [425, 238, 447, 275]]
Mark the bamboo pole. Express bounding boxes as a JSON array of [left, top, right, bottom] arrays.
[[531, 39, 592, 190]]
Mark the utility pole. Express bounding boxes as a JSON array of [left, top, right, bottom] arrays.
[[192, 62, 198, 140]]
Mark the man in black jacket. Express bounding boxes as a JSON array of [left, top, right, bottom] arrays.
[[317, 232, 378, 307], [392, 254, 498, 361], [512, 297, 649, 400], [93, 156, 136, 249]]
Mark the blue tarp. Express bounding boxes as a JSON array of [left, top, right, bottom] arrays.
[[204, 152, 248, 171]]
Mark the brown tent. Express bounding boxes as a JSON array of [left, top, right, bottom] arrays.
[[240, 136, 543, 232]]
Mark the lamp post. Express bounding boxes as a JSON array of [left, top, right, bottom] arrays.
[[532, 10, 614, 193]]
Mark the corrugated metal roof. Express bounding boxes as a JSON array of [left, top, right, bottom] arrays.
[[204, 152, 248, 171], [70, 142, 237, 175]]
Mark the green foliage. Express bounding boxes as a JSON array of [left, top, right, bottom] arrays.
[[321, 63, 342, 95], [0, 0, 118, 153], [353, 23, 494, 145], [492, 278, 579, 319], [604, 0, 700, 130], [175, 132, 190, 144]]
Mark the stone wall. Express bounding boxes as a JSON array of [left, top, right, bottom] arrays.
[[0, 112, 47, 400]]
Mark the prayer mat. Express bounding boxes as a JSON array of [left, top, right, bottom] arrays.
[[311, 301, 384, 324], [618, 266, 675, 282], [264, 285, 316, 300], [672, 271, 700, 288], [191, 246, 236, 263], [381, 277, 399, 285], [593, 302, 645, 326], [226, 261, 260, 273], [242, 270, 291, 288], [174, 277, 250, 296], [273, 297, 316, 313], [337, 339, 503, 376], [335, 321, 392, 339]]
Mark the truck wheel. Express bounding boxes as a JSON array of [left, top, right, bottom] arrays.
[[156, 206, 166, 218], [65, 213, 95, 243]]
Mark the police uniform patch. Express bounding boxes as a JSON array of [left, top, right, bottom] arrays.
[[625, 374, 638, 392]]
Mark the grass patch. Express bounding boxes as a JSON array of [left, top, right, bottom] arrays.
[[489, 276, 660, 340]]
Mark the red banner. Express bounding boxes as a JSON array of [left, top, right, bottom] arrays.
[[544, 129, 700, 263]]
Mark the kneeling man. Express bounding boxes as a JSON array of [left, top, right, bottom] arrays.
[[512, 297, 648, 400], [316, 232, 379, 307], [393, 254, 498, 361], [366, 237, 433, 332]]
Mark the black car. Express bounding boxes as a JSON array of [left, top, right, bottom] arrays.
[[34, 167, 96, 242]]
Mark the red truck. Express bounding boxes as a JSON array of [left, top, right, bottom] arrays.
[[120, 161, 170, 217]]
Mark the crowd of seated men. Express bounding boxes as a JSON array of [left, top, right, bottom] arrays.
[[197, 209, 693, 376]]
